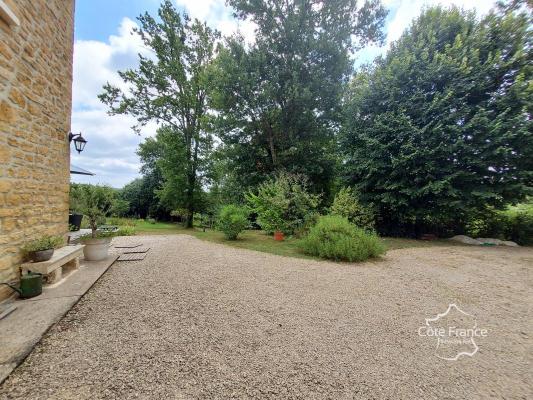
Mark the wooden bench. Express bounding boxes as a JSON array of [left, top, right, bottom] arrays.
[[21, 245, 84, 284]]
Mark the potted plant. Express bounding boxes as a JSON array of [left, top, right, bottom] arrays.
[[273, 230, 285, 241], [78, 185, 115, 261], [21, 235, 64, 262], [69, 184, 85, 231]]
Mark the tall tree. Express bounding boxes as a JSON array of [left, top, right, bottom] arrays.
[[99, 0, 219, 227], [209, 0, 387, 198], [342, 3, 533, 235]]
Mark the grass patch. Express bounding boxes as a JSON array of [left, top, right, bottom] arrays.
[[134, 220, 185, 234], [118, 218, 463, 260], [194, 230, 316, 260]]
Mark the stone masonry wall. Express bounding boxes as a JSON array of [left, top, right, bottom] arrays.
[[0, 0, 75, 301]]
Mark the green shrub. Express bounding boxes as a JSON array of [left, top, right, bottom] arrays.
[[69, 184, 85, 214], [246, 172, 320, 235], [116, 226, 136, 236], [217, 205, 249, 240], [466, 201, 533, 245], [503, 202, 533, 245], [107, 217, 137, 227], [300, 215, 385, 262], [330, 187, 375, 230], [22, 235, 64, 253]]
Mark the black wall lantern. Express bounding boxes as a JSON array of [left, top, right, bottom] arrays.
[[68, 132, 87, 153]]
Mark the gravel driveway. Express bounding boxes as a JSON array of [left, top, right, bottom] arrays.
[[1, 235, 531, 399]]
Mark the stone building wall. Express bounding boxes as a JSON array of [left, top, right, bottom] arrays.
[[0, 0, 75, 300]]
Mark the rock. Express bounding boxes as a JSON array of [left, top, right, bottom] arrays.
[[476, 238, 504, 245], [449, 235, 482, 245], [502, 240, 519, 247]]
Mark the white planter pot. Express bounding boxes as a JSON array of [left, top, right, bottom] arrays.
[[82, 238, 112, 261]]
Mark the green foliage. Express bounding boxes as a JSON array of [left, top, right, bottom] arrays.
[[115, 226, 136, 236], [79, 230, 117, 242], [246, 173, 320, 235], [300, 215, 385, 262], [69, 184, 85, 214], [106, 217, 137, 227], [77, 185, 115, 237], [466, 201, 533, 245], [330, 187, 375, 230], [100, 0, 219, 228], [120, 174, 167, 220], [22, 235, 64, 253], [209, 0, 387, 198], [110, 198, 130, 217], [342, 4, 533, 235], [216, 205, 249, 240]]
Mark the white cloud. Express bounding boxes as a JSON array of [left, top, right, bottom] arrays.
[[175, 0, 256, 43], [354, 0, 498, 66], [71, 18, 155, 188], [384, 0, 497, 43]]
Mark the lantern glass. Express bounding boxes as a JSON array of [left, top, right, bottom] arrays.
[[73, 135, 87, 153]]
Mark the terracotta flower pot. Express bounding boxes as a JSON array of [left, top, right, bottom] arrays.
[[274, 231, 285, 241]]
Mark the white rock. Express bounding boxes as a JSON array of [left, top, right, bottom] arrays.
[[450, 235, 482, 245], [476, 238, 504, 245], [502, 240, 519, 247]]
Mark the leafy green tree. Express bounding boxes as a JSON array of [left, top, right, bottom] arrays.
[[342, 3, 533, 235], [246, 172, 320, 234], [109, 198, 130, 217], [330, 187, 375, 230], [209, 0, 387, 197], [77, 185, 115, 237], [99, 0, 219, 227]]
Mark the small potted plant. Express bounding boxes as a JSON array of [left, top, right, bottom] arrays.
[[273, 230, 285, 241], [69, 184, 85, 231], [22, 235, 64, 262], [78, 185, 115, 261]]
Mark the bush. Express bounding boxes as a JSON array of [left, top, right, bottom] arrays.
[[107, 217, 137, 227], [217, 205, 249, 240], [116, 226, 136, 236], [505, 203, 533, 245], [22, 235, 64, 253], [246, 172, 320, 235], [300, 215, 385, 262], [466, 201, 533, 245], [330, 187, 375, 230], [69, 184, 85, 214]]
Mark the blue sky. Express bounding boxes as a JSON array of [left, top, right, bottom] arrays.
[[71, 0, 497, 188]]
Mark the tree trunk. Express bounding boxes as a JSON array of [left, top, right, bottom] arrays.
[[265, 121, 277, 166]]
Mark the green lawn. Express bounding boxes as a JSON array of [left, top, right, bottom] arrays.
[[133, 220, 185, 233], [125, 219, 461, 260]]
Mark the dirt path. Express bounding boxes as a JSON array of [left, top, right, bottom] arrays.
[[1, 235, 531, 399]]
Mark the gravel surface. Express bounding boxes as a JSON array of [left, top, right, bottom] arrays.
[[1, 235, 531, 399]]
